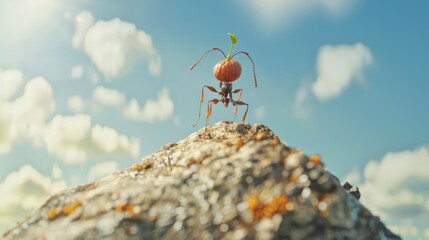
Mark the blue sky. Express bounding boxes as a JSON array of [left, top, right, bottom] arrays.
[[0, 0, 428, 238]]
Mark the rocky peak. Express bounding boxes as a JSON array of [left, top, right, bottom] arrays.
[[3, 121, 401, 239]]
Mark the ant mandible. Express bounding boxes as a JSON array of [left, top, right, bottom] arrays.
[[189, 33, 257, 128]]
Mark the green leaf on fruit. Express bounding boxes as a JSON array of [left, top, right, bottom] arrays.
[[228, 33, 238, 45]]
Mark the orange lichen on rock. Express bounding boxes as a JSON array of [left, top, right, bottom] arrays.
[[63, 200, 82, 215], [187, 155, 206, 167], [309, 154, 323, 167], [290, 174, 298, 183], [248, 195, 289, 222], [115, 203, 140, 218], [254, 132, 269, 141], [46, 200, 82, 221], [47, 208, 60, 220], [272, 136, 280, 145], [235, 139, 245, 150], [131, 159, 154, 172]]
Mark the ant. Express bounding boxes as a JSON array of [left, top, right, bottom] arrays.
[[189, 33, 257, 128]]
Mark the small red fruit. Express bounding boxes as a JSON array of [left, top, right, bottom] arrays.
[[213, 60, 242, 82]]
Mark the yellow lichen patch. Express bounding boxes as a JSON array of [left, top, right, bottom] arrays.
[[290, 174, 298, 183], [187, 155, 206, 167], [115, 203, 138, 214], [131, 159, 154, 172], [248, 196, 259, 211], [272, 136, 280, 145], [248, 195, 289, 222], [309, 154, 323, 167], [46, 200, 82, 221], [63, 200, 82, 215], [235, 139, 244, 150], [317, 194, 333, 218], [46, 208, 60, 220], [254, 132, 269, 141]]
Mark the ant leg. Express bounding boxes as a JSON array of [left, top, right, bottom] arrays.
[[232, 100, 249, 124], [231, 89, 243, 117], [205, 99, 220, 128], [193, 85, 218, 127]]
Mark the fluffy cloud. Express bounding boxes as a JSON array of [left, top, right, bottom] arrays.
[[311, 43, 373, 101], [0, 69, 140, 163], [0, 0, 60, 40], [44, 114, 140, 164], [67, 95, 85, 113], [51, 163, 63, 180], [123, 88, 174, 123], [344, 146, 429, 238], [388, 221, 419, 239], [0, 76, 55, 153], [89, 68, 100, 85], [343, 168, 361, 184], [344, 146, 429, 219], [293, 85, 312, 119], [73, 11, 161, 79], [0, 164, 66, 231], [87, 161, 118, 182], [0, 69, 23, 100], [92, 86, 126, 108], [238, 0, 355, 32], [71, 65, 84, 79], [72, 11, 94, 50]]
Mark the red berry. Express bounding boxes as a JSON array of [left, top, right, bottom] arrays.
[[213, 60, 242, 82]]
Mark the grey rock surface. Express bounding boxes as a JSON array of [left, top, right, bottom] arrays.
[[2, 121, 401, 240]]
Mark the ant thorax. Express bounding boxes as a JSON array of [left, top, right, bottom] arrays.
[[220, 82, 233, 94]]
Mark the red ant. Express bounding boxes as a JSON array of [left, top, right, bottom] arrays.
[[189, 33, 257, 127]]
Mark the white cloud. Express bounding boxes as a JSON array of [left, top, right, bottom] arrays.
[[92, 86, 126, 108], [72, 11, 94, 50], [0, 69, 139, 163], [0, 0, 60, 39], [67, 95, 85, 113], [89, 68, 99, 85], [311, 43, 373, 101], [0, 76, 55, 153], [293, 86, 312, 119], [87, 161, 118, 182], [123, 88, 173, 123], [0, 69, 23, 100], [0, 164, 66, 231], [71, 65, 84, 79], [44, 114, 90, 164], [238, 0, 355, 33], [44, 114, 140, 164], [11, 77, 55, 142], [91, 125, 140, 156], [388, 221, 419, 238], [347, 146, 429, 220], [343, 168, 361, 185], [51, 163, 63, 180], [73, 11, 161, 79]]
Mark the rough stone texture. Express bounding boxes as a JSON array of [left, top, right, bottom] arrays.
[[2, 121, 401, 240]]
